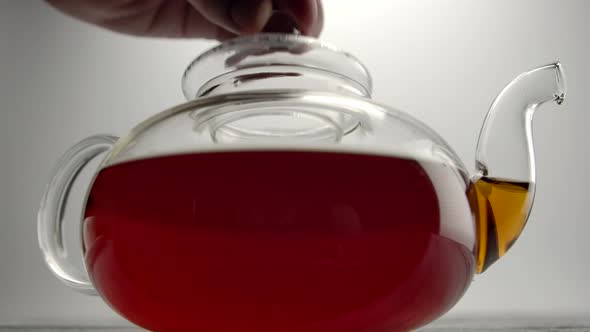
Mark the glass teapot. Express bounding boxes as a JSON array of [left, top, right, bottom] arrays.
[[38, 34, 566, 332]]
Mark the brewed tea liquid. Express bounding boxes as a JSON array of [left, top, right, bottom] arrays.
[[471, 177, 533, 273], [83, 151, 475, 332]]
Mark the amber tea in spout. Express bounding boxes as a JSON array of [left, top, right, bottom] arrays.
[[471, 177, 534, 273]]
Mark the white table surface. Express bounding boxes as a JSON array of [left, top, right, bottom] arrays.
[[1, 316, 589, 332]]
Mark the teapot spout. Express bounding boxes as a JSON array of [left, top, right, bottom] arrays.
[[472, 63, 566, 273], [476, 62, 566, 180]]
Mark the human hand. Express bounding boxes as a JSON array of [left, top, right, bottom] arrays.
[[46, 0, 323, 40]]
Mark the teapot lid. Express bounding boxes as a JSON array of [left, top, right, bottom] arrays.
[[182, 34, 373, 99], [107, 34, 467, 185]]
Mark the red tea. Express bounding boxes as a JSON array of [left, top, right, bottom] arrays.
[[83, 150, 475, 332]]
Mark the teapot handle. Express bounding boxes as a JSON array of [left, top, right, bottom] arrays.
[[37, 135, 118, 294]]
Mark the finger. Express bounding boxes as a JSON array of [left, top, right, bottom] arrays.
[[45, 0, 158, 24], [180, 3, 237, 39], [230, 0, 273, 34], [104, 1, 234, 39], [46, 0, 236, 39], [187, 0, 273, 35]]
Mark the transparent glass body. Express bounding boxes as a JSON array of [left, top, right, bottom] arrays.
[[37, 34, 566, 331]]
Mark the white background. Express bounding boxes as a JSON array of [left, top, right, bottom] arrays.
[[0, 0, 588, 326]]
